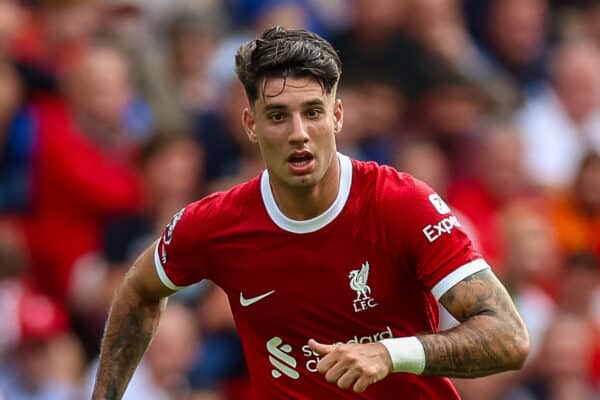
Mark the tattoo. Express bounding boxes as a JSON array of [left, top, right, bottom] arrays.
[[107, 307, 153, 364], [91, 285, 166, 400], [106, 382, 118, 400], [418, 270, 529, 378]]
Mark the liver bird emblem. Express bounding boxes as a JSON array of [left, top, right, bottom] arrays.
[[349, 262, 371, 301]]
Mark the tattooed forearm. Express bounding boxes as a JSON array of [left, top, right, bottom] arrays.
[[418, 270, 529, 378], [91, 281, 166, 400], [105, 382, 118, 400]]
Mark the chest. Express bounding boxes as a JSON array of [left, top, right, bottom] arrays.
[[210, 228, 428, 340]]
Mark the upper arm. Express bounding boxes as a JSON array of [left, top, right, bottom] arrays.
[[438, 269, 521, 324], [153, 200, 219, 290], [381, 170, 483, 291], [380, 173, 520, 325], [124, 241, 176, 301]]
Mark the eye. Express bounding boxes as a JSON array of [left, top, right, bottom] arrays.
[[268, 112, 285, 122], [306, 109, 322, 119]]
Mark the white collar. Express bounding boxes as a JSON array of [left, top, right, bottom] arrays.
[[260, 153, 353, 234]]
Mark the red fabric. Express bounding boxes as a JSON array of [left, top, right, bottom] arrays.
[[27, 95, 140, 300], [156, 159, 481, 399], [221, 376, 252, 400]]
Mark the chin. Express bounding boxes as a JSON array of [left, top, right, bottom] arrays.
[[285, 174, 319, 189]]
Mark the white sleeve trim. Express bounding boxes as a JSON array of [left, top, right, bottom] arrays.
[[153, 242, 186, 291], [431, 258, 491, 300]]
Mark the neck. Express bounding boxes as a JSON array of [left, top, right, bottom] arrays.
[[270, 155, 340, 221]]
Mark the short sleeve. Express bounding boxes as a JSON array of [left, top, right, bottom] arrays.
[[381, 169, 489, 299], [154, 198, 216, 290]]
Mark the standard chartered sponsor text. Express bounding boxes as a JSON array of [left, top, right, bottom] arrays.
[[302, 326, 394, 372], [267, 326, 395, 379]]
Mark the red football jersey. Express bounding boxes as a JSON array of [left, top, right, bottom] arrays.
[[155, 155, 488, 399]]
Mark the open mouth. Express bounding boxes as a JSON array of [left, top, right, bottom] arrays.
[[287, 151, 315, 174], [288, 152, 314, 166]]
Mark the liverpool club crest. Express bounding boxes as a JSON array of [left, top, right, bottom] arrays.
[[349, 261, 378, 312]]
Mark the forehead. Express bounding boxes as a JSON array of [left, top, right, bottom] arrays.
[[256, 76, 330, 108]]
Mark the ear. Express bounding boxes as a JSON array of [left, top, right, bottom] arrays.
[[242, 108, 258, 143], [333, 98, 343, 134]]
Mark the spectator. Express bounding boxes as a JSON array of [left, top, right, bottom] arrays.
[[394, 139, 451, 196], [452, 202, 560, 400], [501, 314, 600, 400], [61, 42, 153, 143], [517, 40, 600, 189], [201, 80, 264, 192], [0, 220, 29, 361], [102, 131, 205, 270], [164, 11, 224, 114], [406, 68, 489, 178], [500, 203, 560, 357], [557, 252, 600, 324], [11, 0, 101, 95], [330, 0, 442, 99], [68, 132, 204, 356], [470, 0, 550, 101], [0, 0, 28, 60], [447, 123, 536, 268], [189, 284, 250, 399], [558, 1, 600, 51], [27, 44, 142, 302], [549, 152, 600, 259], [405, 0, 520, 116], [0, 61, 32, 213], [394, 138, 482, 249], [87, 302, 202, 400], [0, 289, 84, 400]]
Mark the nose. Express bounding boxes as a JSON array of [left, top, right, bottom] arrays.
[[288, 113, 310, 145]]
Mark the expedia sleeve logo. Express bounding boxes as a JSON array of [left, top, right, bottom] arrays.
[[428, 193, 451, 214], [163, 208, 185, 245], [422, 193, 460, 242], [422, 215, 461, 242]]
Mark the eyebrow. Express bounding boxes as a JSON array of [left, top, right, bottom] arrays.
[[263, 98, 326, 112]]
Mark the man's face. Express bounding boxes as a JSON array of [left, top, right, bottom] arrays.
[[243, 76, 342, 191]]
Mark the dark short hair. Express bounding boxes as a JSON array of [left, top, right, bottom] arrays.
[[235, 26, 342, 105]]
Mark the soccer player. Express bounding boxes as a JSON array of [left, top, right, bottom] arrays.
[[92, 27, 529, 399]]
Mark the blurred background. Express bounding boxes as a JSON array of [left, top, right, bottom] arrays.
[[1, 0, 600, 398]]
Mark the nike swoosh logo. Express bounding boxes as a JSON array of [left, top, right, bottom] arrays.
[[240, 290, 276, 307]]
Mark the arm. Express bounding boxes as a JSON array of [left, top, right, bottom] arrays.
[[310, 269, 529, 392], [92, 243, 174, 400], [418, 268, 530, 377]]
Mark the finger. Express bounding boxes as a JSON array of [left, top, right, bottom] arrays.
[[308, 339, 335, 356], [336, 368, 362, 390], [353, 374, 376, 393], [324, 360, 347, 383], [316, 352, 339, 374]]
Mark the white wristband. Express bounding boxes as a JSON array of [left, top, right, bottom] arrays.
[[379, 337, 426, 375]]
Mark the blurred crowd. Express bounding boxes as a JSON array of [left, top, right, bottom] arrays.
[[1, 0, 600, 399]]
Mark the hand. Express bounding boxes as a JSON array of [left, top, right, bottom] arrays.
[[308, 338, 393, 393]]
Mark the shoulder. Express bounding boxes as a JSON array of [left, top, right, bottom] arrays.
[[349, 160, 441, 230], [159, 176, 261, 255], [352, 159, 423, 201], [183, 175, 261, 224]]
